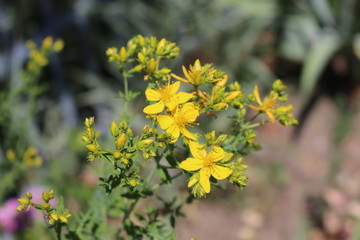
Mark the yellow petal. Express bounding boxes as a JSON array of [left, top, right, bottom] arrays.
[[210, 165, 233, 180], [180, 103, 199, 123], [169, 81, 180, 94], [166, 124, 180, 143], [171, 73, 189, 84], [145, 88, 161, 101], [143, 102, 164, 114], [249, 105, 262, 111], [176, 92, 193, 104], [180, 127, 197, 141], [266, 110, 275, 122], [199, 168, 211, 193], [253, 85, 262, 105], [189, 141, 206, 159], [165, 101, 178, 111], [208, 146, 226, 162], [182, 65, 193, 82], [157, 115, 173, 129], [179, 158, 203, 171]]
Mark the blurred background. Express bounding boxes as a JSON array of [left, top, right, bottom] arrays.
[[1, 0, 360, 239]]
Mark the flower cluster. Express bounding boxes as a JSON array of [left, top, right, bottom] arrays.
[[99, 35, 298, 197], [5, 147, 43, 167], [16, 190, 71, 226]]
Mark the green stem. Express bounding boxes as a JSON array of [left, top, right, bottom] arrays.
[[55, 224, 62, 240], [123, 73, 129, 118], [249, 112, 260, 122]]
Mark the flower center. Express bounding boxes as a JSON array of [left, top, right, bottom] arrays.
[[159, 86, 173, 103], [202, 155, 213, 167]]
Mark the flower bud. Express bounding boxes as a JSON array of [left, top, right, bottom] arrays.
[[136, 139, 153, 149], [42, 192, 50, 202], [215, 134, 227, 146], [212, 102, 228, 111], [156, 38, 166, 55], [54, 39, 64, 52], [116, 133, 127, 149], [86, 144, 98, 153], [147, 58, 157, 73], [43, 203, 50, 210], [137, 52, 146, 64], [25, 192, 32, 199], [110, 121, 119, 137], [126, 128, 133, 137], [119, 47, 127, 62], [129, 179, 138, 187], [113, 151, 121, 160], [225, 91, 241, 102], [82, 136, 91, 143], [84, 117, 95, 128], [42, 36, 53, 49], [188, 173, 199, 188], [50, 212, 59, 221], [49, 189, 54, 199], [119, 120, 128, 129]]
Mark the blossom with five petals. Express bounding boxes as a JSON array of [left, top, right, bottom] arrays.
[[143, 81, 193, 114], [179, 141, 233, 193], [157, 103, 199, 143], [249, 85, 277, 122]]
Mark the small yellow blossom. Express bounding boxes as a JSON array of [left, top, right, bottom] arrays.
[[171, 59, 223, 86], [179, 141, 233, 193], [143, 81, 193, 114], [157, 103, 199, 143], [249, 85, 277, 122]]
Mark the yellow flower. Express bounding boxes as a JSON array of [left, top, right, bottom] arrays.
[[179, 141, 233, 193], [249, 85, 277, 122], [143, 81, 193, 114], [171, 59, 223, 86], [157, 103, 199, 143]]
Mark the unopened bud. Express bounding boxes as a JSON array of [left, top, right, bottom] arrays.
[[110, 121, 119, 137], [119, 47, 127, 62], [147, 58, 156, 72], [86, 144, 98, 153], [225, 91, 241, 101], [116, 133, 127, 149], [84, 117, 95, 128], [42, 192, 50, 202], [119, 120, 128, 129], [212, 102, 228, 111], [43, 203, 50, 210], [137, 139, 153, 149], [25, 192, 32, 200], [113, 151, 121, 160], [48, 189, 54, 199]]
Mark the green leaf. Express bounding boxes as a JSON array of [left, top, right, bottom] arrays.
[[300, 32, 341, 96], [165, 155, 177, 167], [157, 167, 172, 185]]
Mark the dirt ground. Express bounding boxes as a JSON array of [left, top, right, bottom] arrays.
[[176, 94, 360, 240]]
